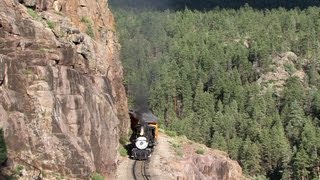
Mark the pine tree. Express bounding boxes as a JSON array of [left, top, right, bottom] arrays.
[[285, 101, 306, 146], [293, 146, 310, 180], [240, 138, 262, 176]]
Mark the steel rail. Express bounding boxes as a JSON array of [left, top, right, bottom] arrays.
[[133, 160, 150, 180]]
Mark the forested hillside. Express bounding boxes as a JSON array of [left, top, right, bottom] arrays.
[[111, 0, 320, 10], [111, 2, 320, 179]]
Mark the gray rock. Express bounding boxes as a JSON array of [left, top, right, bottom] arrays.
[[22, 0, 37, 7]]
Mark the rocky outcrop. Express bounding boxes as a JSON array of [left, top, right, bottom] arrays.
[[146, 134, 243, 180], [173, 155, 243, 180], [0, 0, 129, 179], [257, 51, 307, 94]]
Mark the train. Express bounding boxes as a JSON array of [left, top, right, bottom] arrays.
[[129, 110, 159, 160]]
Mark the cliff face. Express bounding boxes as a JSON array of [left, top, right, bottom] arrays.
[[0, 0, 129, 178]]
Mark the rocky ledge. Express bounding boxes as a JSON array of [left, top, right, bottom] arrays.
[[146, 133, 243, 180]]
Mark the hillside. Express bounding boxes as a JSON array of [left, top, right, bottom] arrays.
[[112, 3, 320, 179]]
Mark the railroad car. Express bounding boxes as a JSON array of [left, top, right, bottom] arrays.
[[129, 110, 158, 160]]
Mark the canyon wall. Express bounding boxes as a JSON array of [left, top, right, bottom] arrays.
[[0, 0, 129, 178]]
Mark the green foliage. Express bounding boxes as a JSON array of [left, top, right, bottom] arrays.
[[169, 140, 183, 157], [91, 172, 105, 180], [119, 145, 128, 157], [251, 175, 268, 180], [86, 25, 94, 38], [110, 0, 320, 10], [54, 173, 64, 180], [39, 48, 49, 53], [113, 4, 320, 179], [195, 148, 205, 155], [81, 16, 95, 38], [0, 129, 7, 164], [46, 20, 55, 29], [24, 68, 33, 75], [10, 165, 24, 180], [169, 140, 180, 148], [166, 130, 177, 137], [27, 8, 39, 19], [119, 134, 129, 145]]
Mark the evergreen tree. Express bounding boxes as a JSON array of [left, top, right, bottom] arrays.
[[285, 101, 306, 146], [240, 138, 262, 175], [293, 146, 310, 180]]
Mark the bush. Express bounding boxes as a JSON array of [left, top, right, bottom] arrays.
[[170, 141, 180, 148], [195, 148, 205, 155], [80, 16, 91, 24], [166, 130, 177, 137], [81, 16, 95, 38], [27, 8, 39, 19], [119, 145, 128, 157], [86, 25, 94, 38], [91, 172, 105, 180], [176, 149, 183, 157], [119, 134, 129, 145], [10, 165, 24, 180], [46, 20, 55, 29]]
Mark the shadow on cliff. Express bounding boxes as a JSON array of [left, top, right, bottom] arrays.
[[0, 129, 9, 180], [110, 0, 320, 11]]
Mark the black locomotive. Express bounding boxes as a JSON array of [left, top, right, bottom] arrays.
[[129, 110, 158, 160]]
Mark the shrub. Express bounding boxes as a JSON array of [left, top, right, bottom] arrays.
[[91, 172, 105, 180], [176, 149, 183, 157], [39, 48, 49, 53], [10, 165, 24, 180], [54, 173, 63, 180], [284, 62, 296, 75], [86, 25, 94, 38], [80, 16, 91, 24], [119, 145, 128, 157], [195, 148, 205, 155], [166, 130, 177, 137], [81, 16, 95, 38], [251, 175, 268, 180], [170, 141, 180, 148], [27, 8, 39, 19], [46, 20, 55, 29], [119, 135, 129, 145]]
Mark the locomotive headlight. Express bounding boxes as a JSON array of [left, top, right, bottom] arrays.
[[135, 137, 148, 150]]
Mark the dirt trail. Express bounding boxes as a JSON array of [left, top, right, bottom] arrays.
[[148, 133, 176, 180], [116, 156, 135, 180]]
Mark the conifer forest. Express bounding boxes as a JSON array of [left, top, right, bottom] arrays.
[[110, 0, 320, 179]]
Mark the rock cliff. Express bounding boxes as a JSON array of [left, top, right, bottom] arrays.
[[0, 0, 129, 179]]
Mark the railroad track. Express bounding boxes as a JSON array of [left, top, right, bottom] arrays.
[[133, 160, 150, 180]]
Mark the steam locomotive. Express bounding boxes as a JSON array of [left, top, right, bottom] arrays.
[[129, 110, 159, 160]]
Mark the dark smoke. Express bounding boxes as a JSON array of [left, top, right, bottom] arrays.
[[131, 82, 150, 113]]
